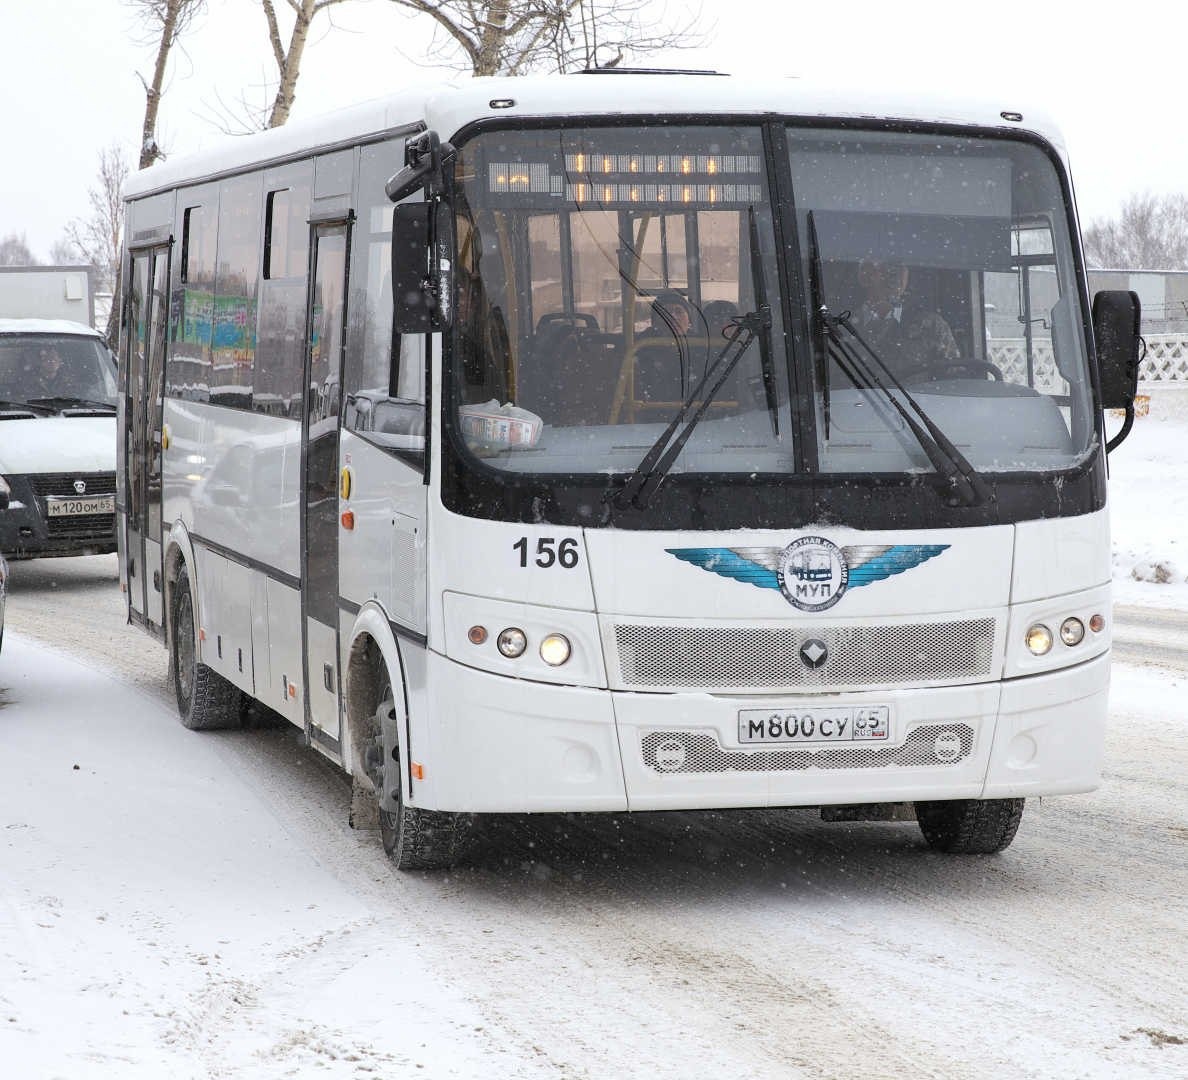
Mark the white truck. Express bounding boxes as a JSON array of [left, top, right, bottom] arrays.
[[0, 266, 96, 326]]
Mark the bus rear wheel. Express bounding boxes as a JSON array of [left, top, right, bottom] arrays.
[[370, 674, 473, 871], [170, 566, 242, 731], [914, 797, 1025, 853]]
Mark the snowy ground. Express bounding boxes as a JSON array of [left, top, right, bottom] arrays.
[[1109, 387, 1188, 609], [0, 393, 1186, 1078]]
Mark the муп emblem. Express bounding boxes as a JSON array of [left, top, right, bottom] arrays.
[[777, 536, 848, 612], [665, 540, 950, 611]]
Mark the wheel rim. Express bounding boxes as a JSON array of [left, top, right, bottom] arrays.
[[372, 677, 404, 852], [174, 587, 195, 707]]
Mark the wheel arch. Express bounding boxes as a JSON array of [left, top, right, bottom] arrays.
[[344, 603, 411, 806], [162, 522, 199, 658]]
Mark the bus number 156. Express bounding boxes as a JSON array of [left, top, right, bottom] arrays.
[[513, 536, 580, 569]]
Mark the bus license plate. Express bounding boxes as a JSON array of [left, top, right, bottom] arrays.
[[45, 496, 115, 517], [738, 705, 890, 745]]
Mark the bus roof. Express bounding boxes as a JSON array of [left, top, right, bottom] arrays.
[[123, 72, 1066, 202]]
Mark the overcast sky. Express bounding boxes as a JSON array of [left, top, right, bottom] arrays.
[[3, 0, 1184, 261]]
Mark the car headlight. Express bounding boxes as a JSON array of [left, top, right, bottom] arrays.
[[1060, 617, 1085, 647], [539, 633, 572, 666], [496, 627, 527, 658], [1025, 623, 1053, 656]]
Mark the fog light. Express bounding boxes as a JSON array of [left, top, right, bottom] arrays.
[[1060, 617, 1085, 647], [1089, 613, 1105, 633], [497, 627, 527, 658], [539, 633, 571, 666], [1025, 623, 1053, 656], [467, 625, 488, 645]]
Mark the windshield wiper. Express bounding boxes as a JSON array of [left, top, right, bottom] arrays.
[[805, 213, 989, 508], [612, 306, 770, 509], [748, 206, 780, 439], [26, 395, 117, 412], [0, 398, 53, 415], [611, 208, 778, 510]]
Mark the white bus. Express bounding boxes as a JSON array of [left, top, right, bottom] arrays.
[[118, 73, 1140, 868]]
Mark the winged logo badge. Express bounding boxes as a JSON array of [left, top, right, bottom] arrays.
[[666, 538, 950, 612]]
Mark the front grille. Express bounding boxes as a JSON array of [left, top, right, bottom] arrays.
[[614, 618, 996, 690], [28, 472, 116, 538], [29, 472, 116, 498], [46, 513, 115, 537], [641, 724, 975, 774]]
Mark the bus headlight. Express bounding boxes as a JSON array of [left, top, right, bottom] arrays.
[[1060, 617, 1085, 647], [497, 627, 527, 658], [1025, 623, 1053, 656], [539, 633, 572, 666]]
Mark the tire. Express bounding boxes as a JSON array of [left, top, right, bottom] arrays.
[[915, 797, 1025, 854], [170, 566, 242, 731], [367, 660, 473, 870]]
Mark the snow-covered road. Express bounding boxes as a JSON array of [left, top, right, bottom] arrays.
[[2, 557, 1186, 1078]]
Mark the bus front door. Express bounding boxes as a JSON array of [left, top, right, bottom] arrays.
[[301, 220, 350, 749], [123, 244, 169, 632]]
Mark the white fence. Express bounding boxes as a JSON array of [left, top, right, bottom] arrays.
[[987, 334, 1188, 390], [1139, 335, 1188, 383]]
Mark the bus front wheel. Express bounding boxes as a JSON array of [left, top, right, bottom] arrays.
[[914, 797, 1024, 853], [370, 670, 474, 871], [170, 566, 242, 731]]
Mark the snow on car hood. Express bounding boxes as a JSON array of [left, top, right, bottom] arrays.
[[0, 416, 115, 474]]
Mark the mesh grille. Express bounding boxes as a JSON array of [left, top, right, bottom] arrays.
[[642, 724, 974, 774], [615, 618, 995, 690], [46, 513, 115, 537], [29, 472, 116, 498]]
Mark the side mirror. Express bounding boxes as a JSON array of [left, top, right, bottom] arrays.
[[1092, 289, 1141, 410], [385, 130, 443, 203], [392, 200, 453, 333]]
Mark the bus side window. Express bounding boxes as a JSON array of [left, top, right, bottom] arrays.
[[343, 140, 426, 447]]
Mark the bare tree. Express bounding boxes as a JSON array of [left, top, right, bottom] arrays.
[[129, 0, 208, 168], [0, 234, 40, 266], [386, 1, 704, 76], [1083, 192, 1188, 271], [59, 146, 132, 342], [260, 0, 357, 128]]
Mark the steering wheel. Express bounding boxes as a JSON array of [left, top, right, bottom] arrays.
[[906, 359, 1004, 383]]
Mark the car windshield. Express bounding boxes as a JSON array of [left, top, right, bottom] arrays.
[[0, 333, 117, 409], [450, 124, 794, 477]]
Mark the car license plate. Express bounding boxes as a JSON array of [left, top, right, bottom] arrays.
[[738, 705, 890, 745], [45, 495, 115, 517]]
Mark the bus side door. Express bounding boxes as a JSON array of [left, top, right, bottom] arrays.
[[302, 218, 351, 749], [123, 243, 170, 631]]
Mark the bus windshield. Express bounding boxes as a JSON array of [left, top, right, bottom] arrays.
[[451, 124, 793, 477], [450, 122, 1094, 481]]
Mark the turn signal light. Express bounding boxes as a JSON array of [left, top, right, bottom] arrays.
[[411, 762, 425, 780], [340, 510, 355, 530], [1089, 613, 1105, 633], [468, 625, 488, 645]]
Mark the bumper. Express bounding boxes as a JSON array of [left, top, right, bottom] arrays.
[[0, 489, 116, 559], [416, 650, 1110, 813]]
